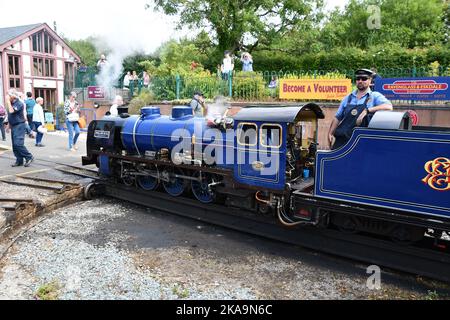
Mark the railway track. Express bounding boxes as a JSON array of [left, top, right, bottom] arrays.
[[2, 154, 449, 284], [88, 181, 450, 284], [0, 155, 100, 181]]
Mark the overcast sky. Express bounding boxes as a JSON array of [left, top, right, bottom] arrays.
[[0, 0, 348, 54]]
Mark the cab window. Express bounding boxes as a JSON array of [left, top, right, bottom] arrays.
[[237, 123, 258, 146], [260, 124, 282, 148]]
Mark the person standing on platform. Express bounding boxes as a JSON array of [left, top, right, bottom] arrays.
[[5, 89, 34, 167], [64, 92, 81, 151], [0, 103, 6, 141], [25, 92, 36, 131], [33, 97, 46, 147]]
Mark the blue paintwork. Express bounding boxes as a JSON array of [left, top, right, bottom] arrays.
[[137, 175, 158, 191], [121, 107, 233, 169], [233, 121, 287, 190], [121, 107, 206, 155], [315, 128, 450, 218], [120, 105, 305, 191], [99, 155, 110, 176], [191, 172, 215, 203], [163, 168, 186, 196]]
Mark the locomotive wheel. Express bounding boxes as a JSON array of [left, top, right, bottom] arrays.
[[137, 175, 159, 191], [191, 172, 216, 204], [162, 168, 187, 197], [337, 216, 358, 234], [390, 225, 425, 245], [122, 176, 135, 187], [137, 166, 159, 191]]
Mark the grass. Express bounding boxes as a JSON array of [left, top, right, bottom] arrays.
[[172, 284, 190, 299], [35, 281, 60, 300]]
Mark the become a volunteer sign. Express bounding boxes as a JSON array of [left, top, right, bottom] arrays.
[[280, 79, 352, 100]]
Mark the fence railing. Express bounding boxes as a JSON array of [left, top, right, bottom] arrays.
[[73, 66, 450, 102]]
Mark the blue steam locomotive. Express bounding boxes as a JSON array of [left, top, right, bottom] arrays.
[[82, 104, 450, 244]]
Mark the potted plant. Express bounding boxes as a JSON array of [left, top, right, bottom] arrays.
[[55, 103, 66, 131]]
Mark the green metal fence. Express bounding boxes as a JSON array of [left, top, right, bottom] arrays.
[[73, 66, 450, 102]]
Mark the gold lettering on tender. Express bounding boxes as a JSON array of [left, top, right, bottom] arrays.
[[422, 157, 450, 191]]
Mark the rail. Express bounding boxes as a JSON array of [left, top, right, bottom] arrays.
[[89, 181, 450, 283]]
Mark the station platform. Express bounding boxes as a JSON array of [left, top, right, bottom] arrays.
[[0, 130, 94, 242]]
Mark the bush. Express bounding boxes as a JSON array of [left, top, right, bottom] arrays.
[[232, 72, 269, 101], [56, 103, 66, 129], [180, 75, 224, 99], [149, 76, 177, 101], [128, 90, 156, 115], [251, 44, 450, 75]]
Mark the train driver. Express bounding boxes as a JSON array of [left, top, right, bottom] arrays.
[[328, 68, 393, 150], [189, 91, 207, 117]]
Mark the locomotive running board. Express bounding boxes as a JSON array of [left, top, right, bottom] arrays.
[[96, 182, 450, 284]]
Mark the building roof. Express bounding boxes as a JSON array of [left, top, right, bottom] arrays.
[[0, 23, 81, 62], [0, 23, 43, 47]]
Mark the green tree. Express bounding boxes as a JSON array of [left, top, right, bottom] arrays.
[[143, 39, 207, 76], [66, 37, 100, 66], [147, 0, 322, 58], [319, 0, 447, 49], [122, 53, 158, 76]]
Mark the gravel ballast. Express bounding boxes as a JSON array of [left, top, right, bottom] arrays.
[[0, 198, 447, 300]]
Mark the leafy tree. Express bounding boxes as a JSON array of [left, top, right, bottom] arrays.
[[67, 37, 99, 66], [122, 53, 158, 76], [141, 40, 208, 76], [319, 0, 447, 49], [147, 0, 322, 58]]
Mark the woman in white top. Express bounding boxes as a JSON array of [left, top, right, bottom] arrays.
[[32, 97, 46, 147], [222, 52, 234, 80], [123, 71, 131, 88]]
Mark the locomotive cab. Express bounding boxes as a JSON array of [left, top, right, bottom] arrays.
[[233, 103, 324, 192]]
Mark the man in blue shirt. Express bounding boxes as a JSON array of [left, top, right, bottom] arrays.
[[328, 69, 393, 150], [5, 89, 34, 167], [25, 92, 36, 131]]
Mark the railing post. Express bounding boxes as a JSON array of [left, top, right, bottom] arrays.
[[228, 71, 233, 97], [130, 80, 134, 98], [176, 75, 181, 100]]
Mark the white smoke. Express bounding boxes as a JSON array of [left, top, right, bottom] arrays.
[[206, 95, 230, 118], [93, 32, 143, 100], [59, 2, 185, 101]]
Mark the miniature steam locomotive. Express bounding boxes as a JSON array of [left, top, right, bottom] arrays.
[[82, 104, 450, 244]]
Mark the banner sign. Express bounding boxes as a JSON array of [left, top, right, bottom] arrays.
[[279, 79, 352, 100], [87, 86, 105, 99], [375, 77, 450, 100]]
